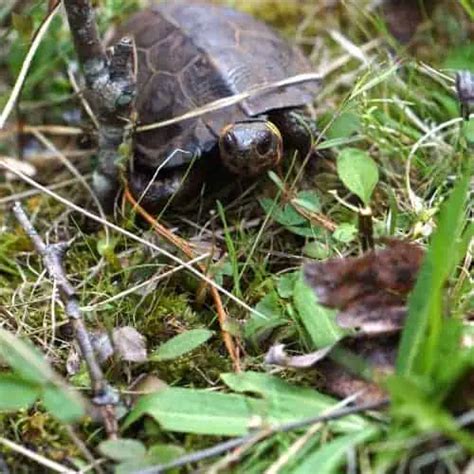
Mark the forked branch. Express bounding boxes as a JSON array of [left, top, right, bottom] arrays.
[[12, 202, 119, 437]]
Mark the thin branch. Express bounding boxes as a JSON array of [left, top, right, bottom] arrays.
[[12, 202, 119, 438], [134, 399, 389, 474], [63, 0, 136, 205]]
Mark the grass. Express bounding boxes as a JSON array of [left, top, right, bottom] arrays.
[[0, 0, 473, 472]]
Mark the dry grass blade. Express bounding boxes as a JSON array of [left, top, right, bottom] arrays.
[[136, 72, 322, 133], [0, 437, 76, 473], [0, 2, 62, 129], [124, 187, 240, 371], [0, 160, 266, 324]]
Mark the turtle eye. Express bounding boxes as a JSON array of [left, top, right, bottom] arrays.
[[220, 131, 237, 155], [256, 131, 273, 155]]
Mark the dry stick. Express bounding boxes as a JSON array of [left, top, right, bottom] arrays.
[[134, 399, 389, 474], [12, 202, 119, 438], [124, 187, 240, 371], [62, 0, 135, 206], [0, 436, 74, 474]]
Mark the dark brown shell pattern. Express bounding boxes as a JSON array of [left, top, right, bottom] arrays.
[[113, 2, 318, 169]]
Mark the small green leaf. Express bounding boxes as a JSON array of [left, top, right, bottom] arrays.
[[259, 198, 306, 226], [293, 271, 343, 348], [276, 272, 298, 299], [151, 329, 214, 361], [244, 291, 288, 342], [292, 190, 321, 213], [337, 148, 379, 206], [303, 241, 331, 259], [0, 374, 40, 410], [99, 438, 147, 461], [332, 223, 358, 243], [42, 384, 85, 422], [326, 112, 361, 140]]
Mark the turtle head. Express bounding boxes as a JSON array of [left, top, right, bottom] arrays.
[[219, 120, 283, 176]]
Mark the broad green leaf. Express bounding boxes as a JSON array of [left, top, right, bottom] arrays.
[[42, 384, 85, 422], [293, 271, 343, 348], [396, 174, 471, 376], [0, 328, 55, 384], [221, 371, 368, 433], [124, 387, 266, 435], [99, 438, 147, 461], [150, 329, 214, 361], [293, 427, 378, 474], [0, 374, 40, 410], [337, 148, 379, 206]]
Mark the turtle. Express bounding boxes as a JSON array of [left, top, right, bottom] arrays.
[[111, 1, 321, 210]]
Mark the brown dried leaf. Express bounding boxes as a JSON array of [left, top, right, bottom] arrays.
[[304, 240, 424, 335], [316, 336, 398, 405]]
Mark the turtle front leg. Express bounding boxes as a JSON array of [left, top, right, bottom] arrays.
[[268, 109, 324, 159]]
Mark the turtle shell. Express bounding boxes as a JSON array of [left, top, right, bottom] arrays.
[[114, 2, 319, 169]]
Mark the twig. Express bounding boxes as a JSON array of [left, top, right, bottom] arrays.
[[134, 399, 389, 474], [63, 0, 135, 206], [124, 187, 240, 371], [0, 436, 75, 474], [12, 202, 119, 438]]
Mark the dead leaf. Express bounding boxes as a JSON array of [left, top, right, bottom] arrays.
[[316, 336, 398, 405], [112, 326, 147, 363], [304, 240, 424, 335], [265, 343, 335, 368]]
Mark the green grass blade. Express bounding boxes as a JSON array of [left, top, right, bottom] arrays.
[[396, 174, 471, 376]]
